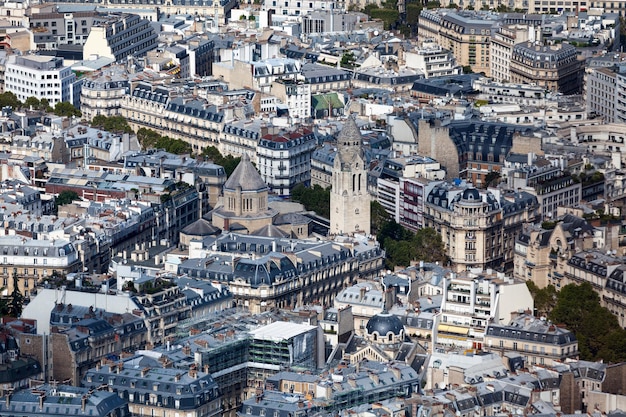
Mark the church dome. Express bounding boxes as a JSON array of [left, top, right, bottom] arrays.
[[223, 153, 268, 192], [366, 312, 404, 337]]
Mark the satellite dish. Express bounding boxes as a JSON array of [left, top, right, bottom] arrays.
[[374, 30, 379, 36]]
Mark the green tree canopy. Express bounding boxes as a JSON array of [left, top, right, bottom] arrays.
[[526, 281, 557, 317], [91, 115, 134, 134], [549, 282, 626, 361], [370, 200, 390, 236], [0, 92, 21, 110], [291, 184, 331, 219], [201, 146, 242, 177], [56, 190, 79, 206], [136, 128, 191, 155], [54, 102, 82, 118], [377, 220, 448, 269]]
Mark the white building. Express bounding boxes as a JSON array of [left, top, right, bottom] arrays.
[[256, 126, 317, 196], [435, 270, 534, 350], [490, 25, 534, 83], [271, 79, 311, 120], [586, 67, 617, 122], [260, 0, 335, 20], [405, 39, 461, 79], [5, 55, 76, 105], [83, 13, 158, 62]]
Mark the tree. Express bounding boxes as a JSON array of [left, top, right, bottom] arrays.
[[201, 146, 242, 177], [24, 96, 41, 109], [549, 282, 626, 361], [526, 281, 557, 317], [56, 190, 79, 207], [377, 219, 448, 269], [483, 171, 501, 188], [291, 184, 331, 218], [340, 52, 356, 69], [92, 115, 133, 134], [135, 128, 191, 154], [54, 102, 82, 118], [462, 65, 474, 74], [0, 92, 21, 109], [370, 200, 390, 236], [413, 227, 448, 264]]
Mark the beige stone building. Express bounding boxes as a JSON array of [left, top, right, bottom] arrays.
[[423, 183, 539, 272], [120, 82, 225, 155], [513, 213, 610, 289], [509, 42, 584, 95], [417, 10, 495, 76], [330, 118, 371, 236], [212, 153, 277, 233], [484, 313, 579, 367]]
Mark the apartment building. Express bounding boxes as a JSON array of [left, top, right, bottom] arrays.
[[256, 127, 316, 197], [417, 118, 542, 184], [375, 156, 445, 223], [473, 78, 549, 107], [405, 40, 461, 79], [27, 7, 98, 49], [490, 25, 534, 83], [261, 0, 335, 18], [270, 79, 311, 120], [0, 385, 129, 417], [423, 182, 539, 272], [503, 156, 582, 220], [121, 82, 225, 154], [0, 236, 81, 297], [570, 123, 626, 166], [586, 66, 618, 121], [417, 10, 496, 76], [83, 355, 222, 417], [435, 270, 534, 350], [183, 234, 384, 313], [509, 42, 584, 95], [513, 214, 597, 289], [83, 13, 158, 62], [484, 313, 579, 367], [300, 63, 351, 94], [5, 55, 75, 105], [212, 58, 301, 93], [562, 251, 626, 327], [80, 65, 130, 121]]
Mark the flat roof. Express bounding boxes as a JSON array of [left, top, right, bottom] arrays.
[[250, 321, 316, 341]]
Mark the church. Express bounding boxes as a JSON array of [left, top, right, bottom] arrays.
[[330, 117, 371, 236]]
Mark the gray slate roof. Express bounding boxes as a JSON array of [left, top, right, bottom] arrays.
[[223, 153, 268, 192]]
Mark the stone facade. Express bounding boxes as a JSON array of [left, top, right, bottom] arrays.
[[330, 118, 370, 236]]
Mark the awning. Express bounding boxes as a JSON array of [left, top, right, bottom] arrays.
[[438, 324, 469, 335]]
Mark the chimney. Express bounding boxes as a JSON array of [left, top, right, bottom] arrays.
[[359, 286, 367, 299], [81, 395, 87, 412], [39, 394, 45, 410]]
